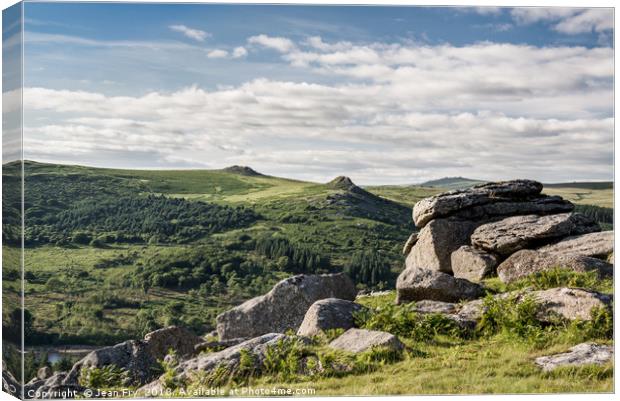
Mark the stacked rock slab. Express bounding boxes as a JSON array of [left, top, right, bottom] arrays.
[[398, 179, 610, 303], [405, 180, 577, 275]]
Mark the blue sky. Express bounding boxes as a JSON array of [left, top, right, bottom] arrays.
[[4, 3, 614, 184]]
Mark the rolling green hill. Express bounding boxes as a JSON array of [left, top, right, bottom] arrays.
[[2, 161, 613, 349], [3, 161, 415, 346]]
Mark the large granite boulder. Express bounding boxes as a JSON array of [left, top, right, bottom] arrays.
[[413, 179, 543, 227], [497, 249, 613, 283], [297, 298, 367, 337], [328, 329, 404, 354], [405, 218, 478, 273], [216, 273, 357, 340], [456, 288, 611, 323], [535, 343, 613, 372], [537, 231, 614, 259], [451, 245, 498, 283], [396, 267, 484, 304], [63, 326, 202, 386], [470, 213, 600, 256]]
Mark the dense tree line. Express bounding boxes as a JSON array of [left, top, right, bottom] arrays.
[[255, 236, 331, 274], [25, 194, 259, 244], [128, 242, 263, 290], [345, 250, 392, 288]]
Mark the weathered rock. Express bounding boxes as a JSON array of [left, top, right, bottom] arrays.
[[396, 267, 484, 304], [37, 366, 53, 381], [2, 362, 21, 398], [411, 300, 458, 314], [532, 287, 612, 321], [405, 218, 478, 273], [452, 196, 574, 222], [194, 338, 248, 354], [297, 298, 367, 337], [25, 372, 84, 399], [413, 179, 543, 227], [138, 333, 299, 396], [216, 273, 357, 340], [143, 326, 203, 358], [497, 249, 613, 283], [535, 343, 613, 372], [402, 232, 418, 256], [451, 246, 498, 283], [63, 326, 202, 386], [455, 288, 612, 323], [175, 333, 288, 381], [538, 231, 614, 259], [471, 213, 600, 256], [328, 329, 404, 353], [609, 253, 614, 264]]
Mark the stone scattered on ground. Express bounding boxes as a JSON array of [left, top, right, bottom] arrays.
[[328, 328, 404, 354], [535, 343, 614, 372], [537, 231, 614, 259], [396, 267, 483, 304], [216, 273, 357, 340], [297, 298, 367, 337], [451, 245, 498, 282], [497, 250, 613, 283], [454, 287, 612, 323], [63, 326, 202, 386], [405, 218, 478, 273], [411, 300, 458, 314], [139, 333, 293, 395], [470, 213, 599, 256]]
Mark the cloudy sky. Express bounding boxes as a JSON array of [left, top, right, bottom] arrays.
[[3, 4, 614, 184]]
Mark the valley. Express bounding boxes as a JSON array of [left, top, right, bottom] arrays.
[[1, 161, 614, 393]]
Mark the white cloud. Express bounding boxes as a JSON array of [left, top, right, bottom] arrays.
[[22, 38, 613, 183], [232, 46, 248, 58], [554, 9, 613, 34], [510, 7, 613, 34], [247, 34, 295, 53], [472, 6, 503, 16], [207, 49, 228, 58], [169, 24, 210, 42]]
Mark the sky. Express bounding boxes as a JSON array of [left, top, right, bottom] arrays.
[[2, 3, 614, 184]]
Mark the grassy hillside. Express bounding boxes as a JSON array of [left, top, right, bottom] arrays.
[[4, 161, 414, 346], [2, 162, 613, 346]]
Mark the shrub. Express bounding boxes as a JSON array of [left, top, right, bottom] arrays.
[[262, 339, 305, 381], [476, 294, 546, 342], [355, 303, 468, 341], [79, 365, 130, 389], [506, 268, 612, 293]]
